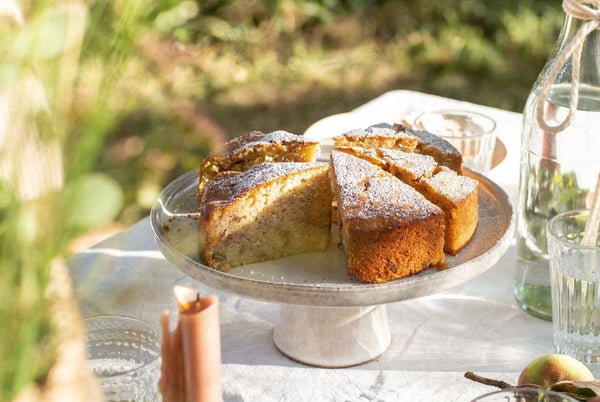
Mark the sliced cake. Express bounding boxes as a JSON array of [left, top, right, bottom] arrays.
[[199, 162, 332, 271], [416, 167, 478, 255], [198, 130, 319, 192], [336, 146, 438, 186], [336, 146, 478, 255], [393, 123, 462, 173], [329, 150, 445, 283], [333, 124, 419, 152]]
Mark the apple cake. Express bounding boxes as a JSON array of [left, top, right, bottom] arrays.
[[329, 150, 445, 283], [199, 162, 332, 271], [335, 146, 478, 255]]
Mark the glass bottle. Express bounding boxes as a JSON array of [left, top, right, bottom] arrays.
[[514, 12, 600, 320]]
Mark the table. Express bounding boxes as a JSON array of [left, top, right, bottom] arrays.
[[68, 90, 555, 402]]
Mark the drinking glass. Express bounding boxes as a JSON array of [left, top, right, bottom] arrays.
[[547, 210, 600, 374], [471, 388, 578, 402], [414, 109, 496, 175], [84, 315, 162, 402]]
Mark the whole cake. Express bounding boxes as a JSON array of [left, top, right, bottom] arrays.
[[198, 130, 320, 192], [199, 162, 332, 271], [329, 150, 445, 283], [195, 123, 479, 283]]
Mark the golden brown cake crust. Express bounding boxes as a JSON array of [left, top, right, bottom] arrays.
[[219, 130, 318, 157], [198, 130, 320, 196], [201, 161, 332, 271], [330, 151, 443, 232], [418, 167, 479, 254], [200, 161, 328, 219], [393, 123, 463, 173], [330, 150, 445, 283], [334, 125, 419, 152]]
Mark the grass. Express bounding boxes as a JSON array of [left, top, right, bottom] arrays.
[[0, 0, 563, 399]]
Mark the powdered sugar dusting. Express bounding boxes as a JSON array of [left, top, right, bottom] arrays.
[[378, 148, 437, 179], [225, 130, 317, 157], [394, 123, 461, 158], [422, 168, 478, 204], [201, 162, 327, 217], [336, 125, 417, 141], [330, 151, 442, 231]]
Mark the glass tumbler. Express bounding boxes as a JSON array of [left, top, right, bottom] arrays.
[[547, 210, 600, 373], [84, 315, 162, 402], [414, 109, 497, 175]]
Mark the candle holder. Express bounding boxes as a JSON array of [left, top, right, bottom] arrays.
[[84, 315, 161, 402]]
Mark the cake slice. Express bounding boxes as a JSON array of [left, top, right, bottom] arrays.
[[416, 167, 478, 255], [199, 162, 332, 271], [333, 124, 419, 152], [337, 146, 478, 254], [393, 123, 462, 173], [336, 146, 438, 186], [198, 130, 319, 192], [329, 150, 445, 283]]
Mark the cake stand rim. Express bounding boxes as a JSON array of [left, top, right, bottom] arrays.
[[150, 168, 515, 307]]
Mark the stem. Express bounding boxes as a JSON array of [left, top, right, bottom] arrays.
[[464, 372, 515, 390]]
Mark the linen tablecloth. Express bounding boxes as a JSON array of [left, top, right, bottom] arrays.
[[68, 90, 554, 402]]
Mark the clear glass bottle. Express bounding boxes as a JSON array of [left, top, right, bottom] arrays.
[[514, 13, 600, 320]]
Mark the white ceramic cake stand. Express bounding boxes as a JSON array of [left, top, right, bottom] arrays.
[[150, 169, 514, 368]]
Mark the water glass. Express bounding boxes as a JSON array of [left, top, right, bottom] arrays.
[[471, 387, 578, 402], [547, 210, 600, 372], [84, 315, 162, 402], [414, 109, 496, 174]]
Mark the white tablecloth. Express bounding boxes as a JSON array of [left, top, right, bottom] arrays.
[[68, 90, 554, 402]]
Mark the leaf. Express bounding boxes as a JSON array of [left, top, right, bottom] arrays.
[[549, 381, 600, 400], [65, 173, 123, 230]]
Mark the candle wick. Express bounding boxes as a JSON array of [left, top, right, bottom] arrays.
[[196, 292, 200, 302]]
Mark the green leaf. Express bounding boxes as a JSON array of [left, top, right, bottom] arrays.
[[65, 173, 123, 230], [549, 381, 600, 400]]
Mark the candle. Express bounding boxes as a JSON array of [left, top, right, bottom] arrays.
[[159, 286, 222, 402]]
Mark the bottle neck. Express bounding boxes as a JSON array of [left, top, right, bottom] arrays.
[[546, 14, 600, 109]]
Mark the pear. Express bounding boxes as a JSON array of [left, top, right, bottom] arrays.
[[518, 354, 594, 388]]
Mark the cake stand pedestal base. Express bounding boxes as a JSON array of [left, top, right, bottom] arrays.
[[273, 304, 391, 368]]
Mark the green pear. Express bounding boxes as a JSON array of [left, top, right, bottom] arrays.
[[518, 354, 594, 388]]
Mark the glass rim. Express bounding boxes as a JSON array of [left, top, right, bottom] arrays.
[[470, 386, 579, 401], [83, 314, 161, 378], [546, 209, 600, 251], [414, 109, 497, 139]]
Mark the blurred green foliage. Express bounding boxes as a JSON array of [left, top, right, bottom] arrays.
[[92, 0, 563, 225], [0, 0, 563, 399]]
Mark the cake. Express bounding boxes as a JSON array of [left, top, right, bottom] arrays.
[[199, 162, 332, 271], [329, 150, 445, 283], [335, 146, 478, 255], [198, 130, 319, 192], [333, 124, 419, 152], [416, 167, 479, 255], [393, 123, 462, 173], [335, 146, 437, 186]]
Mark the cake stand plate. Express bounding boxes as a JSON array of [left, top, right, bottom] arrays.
[[151, 169, 514, 367]]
